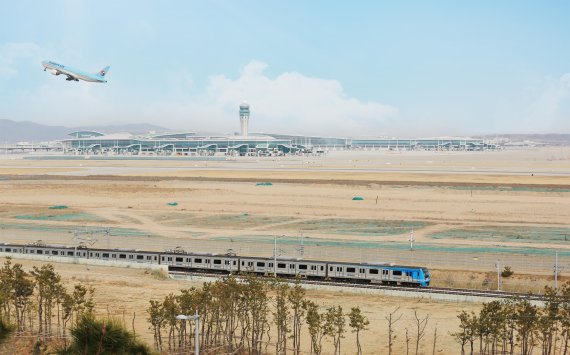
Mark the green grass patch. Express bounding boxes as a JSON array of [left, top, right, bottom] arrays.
[[430, 226, 570, 244], [267, 218, 429, 236]]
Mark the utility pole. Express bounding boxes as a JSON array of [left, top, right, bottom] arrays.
[[495, 260, 501, 291], [274, 235, 277, 278], [409, 229, 415, 251], [554, 251, 559, 289]]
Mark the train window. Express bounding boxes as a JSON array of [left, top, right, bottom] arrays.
[[5, 248, 11, 252], [256, 262, 265, 267], [175, 257, 183, 262], [148, 256, 153, 261], [290, 264, 294, 269], [102, 253, 109, 258], [60, 251, 65, 255], [96, 253, 100, 257], [311, 266, 316, 270], [167, 257, 172, 262], [195, 258, 202, 263], [346, 267, 356, 273], [278, 263, 286, 268], [241, 261, 244, 266], [299, 264, 307, 270], [89, 253, 93, 257], [269, 263, 273, 267], [336, 267, 342, 272], [214, 259, 222, 265], [186, 258, 191, 262], [154, 256, 157, 261], [137, 255, 144, 260], [320, 266, 324, 271], [206, 259, 210, 264], [370, 269, 379, 275], [129, 255, 134, 259], [37, 250, 43, 255], [393, 270, 402, 276], [233, 261, 237, 265], [225, 260, 230, 265], [119, 254, 126, 259], [112, 254, 116, 258], [67, 251, 73, 256], [382, 270, 388, 275], [248, 262, 253, 267], [360, 269, 365, 273], [329, 267, 333, 271]]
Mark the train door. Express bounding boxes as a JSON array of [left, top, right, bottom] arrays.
[[329, 265, 344, 278]]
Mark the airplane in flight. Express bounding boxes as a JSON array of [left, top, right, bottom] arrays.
[[41, 60, 110, 83]]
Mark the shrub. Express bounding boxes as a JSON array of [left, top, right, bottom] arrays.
[[501, 266, 514, 278], [57, 314, 152, 355]]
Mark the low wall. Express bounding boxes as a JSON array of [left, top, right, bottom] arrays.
[[0, 252, 168, 272]]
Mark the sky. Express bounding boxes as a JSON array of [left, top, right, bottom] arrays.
[[1, 1, 569, 137]]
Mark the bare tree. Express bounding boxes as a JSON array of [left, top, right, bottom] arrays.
[[413, 308, 430, 355], [405, 328, 411, 355], [385, 306, 402, 355], [432, 326, 438, 355]]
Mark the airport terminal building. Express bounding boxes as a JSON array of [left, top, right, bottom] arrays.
[[62, 131, 496, 156], [60, 103, 497, 155]]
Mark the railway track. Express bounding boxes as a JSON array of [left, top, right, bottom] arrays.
[[168, 270, 545, 301]]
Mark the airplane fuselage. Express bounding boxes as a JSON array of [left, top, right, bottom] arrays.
[[41, 61, 108, 83]]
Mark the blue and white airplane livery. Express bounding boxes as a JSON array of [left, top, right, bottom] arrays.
[[41, 60, 110, 83]]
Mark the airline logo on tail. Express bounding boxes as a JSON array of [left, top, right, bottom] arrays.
[[98, 66, 110, 77]]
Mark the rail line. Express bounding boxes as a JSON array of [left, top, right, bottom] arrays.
[[168, 270, 545, 301]]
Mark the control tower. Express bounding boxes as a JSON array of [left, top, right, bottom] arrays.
[[239, 102, 250, 137]]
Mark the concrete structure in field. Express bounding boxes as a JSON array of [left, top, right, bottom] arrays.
[[239, 102, 250, 137]]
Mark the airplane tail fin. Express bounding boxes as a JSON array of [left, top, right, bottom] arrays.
[[97, 66, 110, 77]]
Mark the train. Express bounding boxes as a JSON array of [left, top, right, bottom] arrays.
[[0, 242, 431, 287]]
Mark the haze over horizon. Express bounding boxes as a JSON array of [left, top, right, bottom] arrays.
[[1, 1, 569, 137]]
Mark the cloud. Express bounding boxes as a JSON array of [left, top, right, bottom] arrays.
[[145, 61, 398, 136], [0, 42, 41, 78], [523, 73, 570, 132]]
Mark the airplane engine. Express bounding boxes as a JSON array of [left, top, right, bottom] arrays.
[[50, 69, 59, 75]]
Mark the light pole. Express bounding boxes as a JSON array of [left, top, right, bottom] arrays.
[[409, 229, 415, 251], [273, 235, 286, 277], [495, 260, 501, 291], [177, 311, 200, 355]]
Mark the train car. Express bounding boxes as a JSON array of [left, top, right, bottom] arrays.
[[162, 252, 239, 273], [238, 256, 327, 279], [23, 244, 88, 258], [327, 261, 430, 287], [0, 243, 26, 254], [88, 248, 160, 264]]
